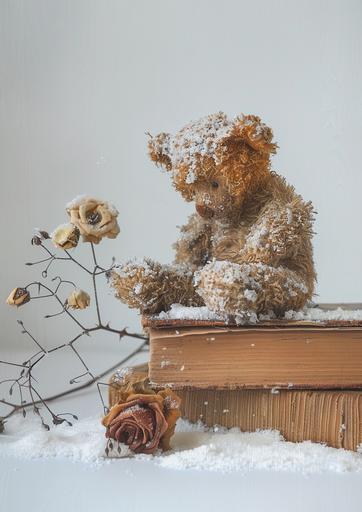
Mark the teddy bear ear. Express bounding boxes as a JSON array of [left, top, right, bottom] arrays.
[[227, 115, 278, 155], [147, 132, 172, 171]]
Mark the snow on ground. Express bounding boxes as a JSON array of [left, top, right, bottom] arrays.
[[0, 415, 114, 466], [1, 415, 362, 474]]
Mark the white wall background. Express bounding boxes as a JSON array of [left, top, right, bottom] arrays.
[[1, 0, 362, 349]]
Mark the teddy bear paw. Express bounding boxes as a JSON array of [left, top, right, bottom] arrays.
[[194, 260, 259, 316], [110, 259, 162, 312]]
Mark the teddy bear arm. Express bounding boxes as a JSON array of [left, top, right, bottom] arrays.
[[242, 200, 314, 266], [111, 259, 203, 315]]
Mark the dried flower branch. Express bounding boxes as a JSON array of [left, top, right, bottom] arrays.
[[1, 196, 148, 431], [0, 338, 148, 422]]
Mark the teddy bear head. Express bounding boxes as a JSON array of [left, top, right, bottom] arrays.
[[148, 112, 277, 220]]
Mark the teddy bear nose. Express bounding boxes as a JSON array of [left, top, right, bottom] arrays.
[[196, 204, 214, 219]]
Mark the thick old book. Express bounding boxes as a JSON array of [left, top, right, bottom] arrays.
[[144, 306, 362, 390], [176, 388, 362, 451], [108, 368, 362, 451], [108, 305, 362, 450]]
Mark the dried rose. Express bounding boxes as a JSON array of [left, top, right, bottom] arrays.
[[6, 288, 30, 307], [51, 223, 80, 250], [66, 196, 120, 244], [66, 289, 90, 310], [103, 388, 181, 455]]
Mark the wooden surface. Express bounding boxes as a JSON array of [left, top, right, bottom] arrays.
[[177, 388, 362, 451], [148, 326, 362, 389]]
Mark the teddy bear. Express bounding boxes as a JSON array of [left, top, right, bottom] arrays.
[[111, 112, 316, 320]]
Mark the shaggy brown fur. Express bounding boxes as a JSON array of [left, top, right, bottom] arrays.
[[112, 112, 316, 319]]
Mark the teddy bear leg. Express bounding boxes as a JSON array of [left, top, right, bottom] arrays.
[[195, 260, 311, 317], [110, 259, 204, 314]]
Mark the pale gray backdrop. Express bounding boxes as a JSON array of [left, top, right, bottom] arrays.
[[1, 0, 362, 349]]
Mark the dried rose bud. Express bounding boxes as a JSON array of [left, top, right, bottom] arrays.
[[32, 229, 50, 245], [31, 235, 42, 246], [67, 289, 90, 310], [6, 288, 30, 307], [51, 224, 80, 250]]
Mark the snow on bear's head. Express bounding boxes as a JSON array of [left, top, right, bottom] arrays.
[[148, 112, 277, 219]]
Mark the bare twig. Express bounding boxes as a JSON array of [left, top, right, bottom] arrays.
[[1, 235, 148, 428], [1, 341, 147, 420]]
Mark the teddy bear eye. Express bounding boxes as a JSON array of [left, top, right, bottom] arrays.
[[211, 181, 219, 189]]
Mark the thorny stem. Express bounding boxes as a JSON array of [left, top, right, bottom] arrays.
[[18, 320, 46, 352], [90, 242, 98, 267], [26, 281, 86, 331], [90, 244, 102, 325], [64, 248, 93, 275], [0, 360, 26, 369], [69, 343, 94, 380], [27, 243, 114, 276]]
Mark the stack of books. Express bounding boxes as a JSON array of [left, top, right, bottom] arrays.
[[143, 304, 362, 450]]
